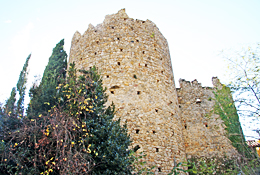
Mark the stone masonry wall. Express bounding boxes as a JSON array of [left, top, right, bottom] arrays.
[[68, 9, 186, 174], [176, 78, 238, 158]]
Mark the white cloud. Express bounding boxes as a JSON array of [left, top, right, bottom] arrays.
[[4, 20, 12, 23]]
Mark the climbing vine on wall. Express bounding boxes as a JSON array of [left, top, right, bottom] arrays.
[[213, 84, 252, 158]]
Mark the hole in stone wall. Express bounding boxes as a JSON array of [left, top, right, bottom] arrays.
[[169, 101, 173, 104], [157, 80, 159, 83], [89, 67, 92, 69], [153, 130, 156, 134], [96, 41, 99, 44], [133, 145, 140, 152], [111, 26, 114, 29], [111, 85, 120, 89], [145, 64, 147, 67], [133, 74, 137, 79], [124, 18, 127, 20], [131, 41, 134, 43], [196, 99, 202, 104], [117, 38, 120, 40], [107, 75, 109, 78], [95, 52, 97, 55], [95, 30, 97, 32], [155, 48, 157, 51], [184, 124, 187, 129], [161, 71, 164, 74], [156, 148, 159, 152], [155, 109, 158, 113], [137, 91, 141, 95], [111, 91, 114, 94], [160, 58, 162, 60], [120, 48, 123, 52], [80, 58, 82, 61], [131, 27, 134, 30], [179, 105, 181, 108], [158, 167, 161, 172], [118, 62, 120, 66], [142, 21, 145, 24], [136, 129, 140, 134], [205, 123, 208, 127], [172, 131, 174, 136], [136, 40, 139, 42], [143, 51, 145, 54]]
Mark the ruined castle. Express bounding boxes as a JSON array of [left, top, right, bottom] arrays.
[[68, 9, 239, 174]]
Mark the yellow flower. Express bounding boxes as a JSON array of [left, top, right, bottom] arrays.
[[89, 106, 93, 109], [52, 162, 55, 165], [14, 143, 18, 147], [31, 119, 35, 122], [71, 141, 75, 145], [95, 96, 97, 99], [83, 129, 87, 131], [39, 114, 42, 118], [4, 159, 7, 161], [49, 169, 53, 172]]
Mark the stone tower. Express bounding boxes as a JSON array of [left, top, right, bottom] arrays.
[[68, 9, 186, 173]]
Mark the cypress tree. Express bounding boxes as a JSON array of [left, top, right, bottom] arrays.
[[16, 54, 31, 117], [0, 54, 30, 132], [1, 64, 133, 174], [27, 39, 67, 119]]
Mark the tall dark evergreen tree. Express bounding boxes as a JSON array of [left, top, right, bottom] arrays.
[[27, 39, 67, 118], [0, 54, 31, 132], [4, 88, 16, 115], [0, 64, 133, 174], [16, 54, 31, 117]]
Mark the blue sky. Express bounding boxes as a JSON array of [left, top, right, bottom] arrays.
[[1, 0, 260, 139]]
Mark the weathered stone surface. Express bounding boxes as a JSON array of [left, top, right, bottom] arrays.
[[68, 9, 239, 174], [177, 78, 238, 158]]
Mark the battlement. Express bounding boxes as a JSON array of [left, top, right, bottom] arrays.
[[68, 9, 239, 174], [177, 77, 238, 158]]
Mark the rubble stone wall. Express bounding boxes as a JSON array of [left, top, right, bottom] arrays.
[[176, 78, 238, 158], [68, 9, 239, 174], [68, 9, 186, 174]]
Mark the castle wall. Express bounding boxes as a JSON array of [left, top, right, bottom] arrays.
[[68, 9, 186, 174], [176, 78, 238, 158]]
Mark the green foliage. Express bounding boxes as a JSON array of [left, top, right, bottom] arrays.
[[213, 85, 250, 157], [131, 151, 155, 174], [1, 88, 20, 132], [27, 39, 67, 119], [168, 162, 187, 175], [4, 88, 16, 115], [185, 157, 240, 175], [16, 54, 31, 117], [0, 63, 133, 174], [0, 54, 31, 132]]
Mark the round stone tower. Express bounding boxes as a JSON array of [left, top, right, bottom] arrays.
[[68, 9, 186, 174]]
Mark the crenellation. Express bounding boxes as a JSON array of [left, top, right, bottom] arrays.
[[68, 9, 240, 174]]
